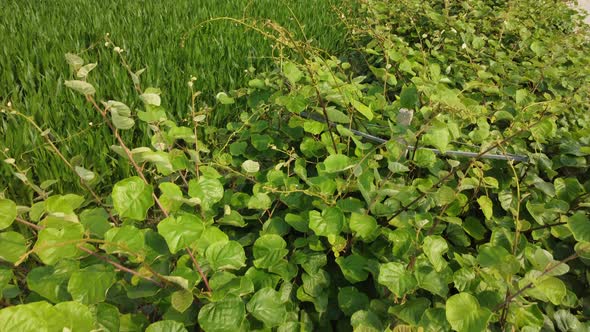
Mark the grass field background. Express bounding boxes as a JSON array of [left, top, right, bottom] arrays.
[[0, 0, 350, 199]]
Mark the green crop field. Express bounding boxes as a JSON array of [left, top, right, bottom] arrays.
[[0, 0, 349, 198]]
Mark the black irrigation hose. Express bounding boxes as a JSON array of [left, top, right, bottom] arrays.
[[299, 111, 529, 163]]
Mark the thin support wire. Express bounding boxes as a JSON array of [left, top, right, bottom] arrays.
[[299, 111, 529, 163]]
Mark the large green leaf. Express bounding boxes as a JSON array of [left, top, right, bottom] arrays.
[[415, 259, 451, 297], [102, 225, 146, 262], [0, 199, 17, 230], [309, 207, 344, 237], [554, 178, 584, 203], [93, 303, 120, 332], [422, 124, 450, 153], [323, 154, 352, 173], [54, 301, 95, 332], [27, 261, 78, 303], [159, 182, 184, 213], [205, 241, 246, 270], [246, 287, 287, 327], [0, 301, 65, 331], [445, 293, 491, 332], [157, 213, 205, 253], [350, 310, 383, 332], [145, 320, 188, 332], [0, 267, 13, 295], [338, 286, 370, 316], [349, 213, 379, 242], [567, 212, 590, 242], [477, 244, 520, 276], [423, 236, 448, 272], [67, 264, 116, 304], [0, 231, 27, 263], [79, 208, 111, 238], [112, 177, 154, 221], [335, 254, 370, 283], [378, 262, 417, 297], [34, 223, 84, 265], [198, 295, 246, 332], [389, 297, 431, 325], [188, 176, 224, 211], [525, 275, 567, 305], [350, 99, 374, 120], [192, 226, 229, 254], [247, 192, 272, 210], [253, 234, 289, 269], [419, 308, 450, 332]]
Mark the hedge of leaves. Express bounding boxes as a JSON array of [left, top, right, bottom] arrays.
[[1, 0, 590, 331]]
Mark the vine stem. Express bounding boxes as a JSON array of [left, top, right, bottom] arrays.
[[187, 247, 212, 293], [77, 246, 164, 287], [15, 217, 43, 231], [86, 94, 212, 294]]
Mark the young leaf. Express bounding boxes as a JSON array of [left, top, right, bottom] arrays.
[[350, 99, 374, 120], [283, 62, 303, 85], [170, 290, 194, 314], [65, 53, 84, 70], [76, 63, 97, 79], [215, 92, 234, 105], [74, 166, 95, 181], [140, 92, 161, 106], [94, 303, 120, 332], [0, 301, 66, 331], [64, 80, 96, 95], [241, 160, 260, 173], [477, 196, 493, 220]]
